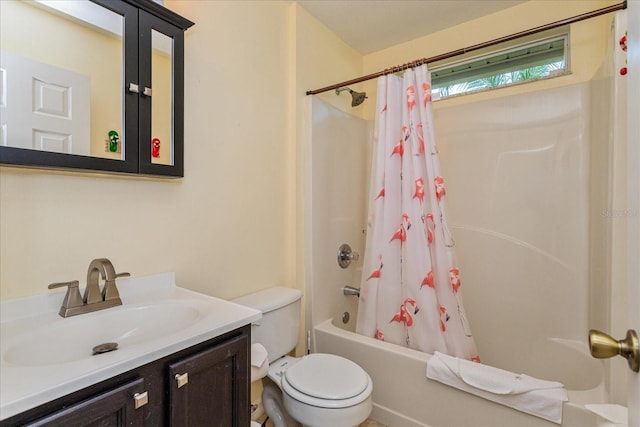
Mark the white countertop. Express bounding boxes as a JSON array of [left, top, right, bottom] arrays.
[[0, 273, 261, 421]]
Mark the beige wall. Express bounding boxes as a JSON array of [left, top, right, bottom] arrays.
[[0, 0, 295, 301], [294, 4, 364, 114]]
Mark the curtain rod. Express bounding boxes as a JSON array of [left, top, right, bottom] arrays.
[[306, 1, 627, 96]]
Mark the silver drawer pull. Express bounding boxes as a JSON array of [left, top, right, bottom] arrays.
[[143, 87, 152, 97], [128, 83, 139, 93], [175, 373, 188, 388], [133, 391, 148, 409]]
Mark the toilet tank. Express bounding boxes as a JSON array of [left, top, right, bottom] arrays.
[[232, 287, 303, 362]]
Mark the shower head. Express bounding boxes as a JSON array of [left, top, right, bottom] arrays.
[[335, 87, 368, 107]]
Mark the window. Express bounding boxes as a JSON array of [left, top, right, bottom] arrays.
[[431, 33, 569, 99]]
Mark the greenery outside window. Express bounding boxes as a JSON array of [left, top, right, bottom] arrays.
[[431, 34, 569, 99]]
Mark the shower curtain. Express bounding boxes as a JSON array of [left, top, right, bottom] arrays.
[[356, 65, 479, 361]]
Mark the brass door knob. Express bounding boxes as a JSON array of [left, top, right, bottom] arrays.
[[589, 329, 639, 372]]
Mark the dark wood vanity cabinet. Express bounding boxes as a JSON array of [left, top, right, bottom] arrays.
[[1, 326, 251, 427]]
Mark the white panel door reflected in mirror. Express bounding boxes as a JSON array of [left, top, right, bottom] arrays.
[[0, 0, 124, 159]]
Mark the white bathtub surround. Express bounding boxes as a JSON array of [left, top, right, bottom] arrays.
[[584, 404, 628, 427], [357, 64, 479, 361], [306, 82, 610, 425], [427, 351, 568, 424]]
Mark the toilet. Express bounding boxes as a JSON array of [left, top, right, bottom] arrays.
[[233, 287, 373, 427]]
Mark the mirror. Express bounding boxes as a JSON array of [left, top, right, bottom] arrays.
[[151, 29, 173, 166], [0, 0, 125, 160]]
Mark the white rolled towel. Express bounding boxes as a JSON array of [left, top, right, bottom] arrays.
[[426, 351, 568, 424], [251, 343, 269, 382]]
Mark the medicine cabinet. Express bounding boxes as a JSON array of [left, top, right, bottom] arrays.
[[0, 0, 194, 177]]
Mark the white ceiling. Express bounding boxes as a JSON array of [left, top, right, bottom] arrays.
[[297, 0, 527, 55]]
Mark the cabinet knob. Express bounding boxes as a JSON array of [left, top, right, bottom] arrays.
[[133, 391, 148, 409], [143, 87, 152, 97], [128, 83, 139, 93], [175, 373, 188, 388]]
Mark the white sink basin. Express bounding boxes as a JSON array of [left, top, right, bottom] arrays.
[[0, 272, 261, 421], [3, 301, 202, 366]]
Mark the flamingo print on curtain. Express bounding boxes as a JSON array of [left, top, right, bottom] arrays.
[[356, 64, 480, 362]]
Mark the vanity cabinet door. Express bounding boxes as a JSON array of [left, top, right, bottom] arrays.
[[25, 378, 147, 427], [168, 334, 250, 427]]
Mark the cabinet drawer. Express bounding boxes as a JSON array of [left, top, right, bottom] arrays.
[[26, 378, 146, 427]]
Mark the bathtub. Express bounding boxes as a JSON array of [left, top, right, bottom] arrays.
[[313, 317, 607, 427]]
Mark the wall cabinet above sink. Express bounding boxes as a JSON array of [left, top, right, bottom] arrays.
[[0, 0, 194, 177]]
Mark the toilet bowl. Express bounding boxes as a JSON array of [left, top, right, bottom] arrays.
[[268, 354, 372, 427], [232, 287, 373, 427]]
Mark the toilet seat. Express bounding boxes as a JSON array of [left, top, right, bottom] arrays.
[[281, 353, 372, 409]]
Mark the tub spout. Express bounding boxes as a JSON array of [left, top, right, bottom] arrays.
[[342, 286, 360, 297]]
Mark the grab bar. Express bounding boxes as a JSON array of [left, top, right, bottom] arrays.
[[342, 286, 360, 297]]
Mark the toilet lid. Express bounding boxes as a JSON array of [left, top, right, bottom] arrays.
[[283, 353, 370, 400]]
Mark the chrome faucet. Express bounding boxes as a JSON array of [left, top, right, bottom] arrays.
[[48, 258, 130, 318]]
